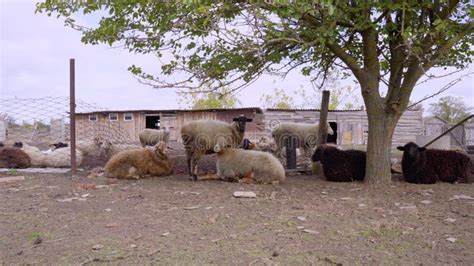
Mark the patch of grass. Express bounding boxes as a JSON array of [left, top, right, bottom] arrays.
[[7, 168, 17, 175], [327, 228, 339, 239], [28, 232, 45, 244], [359, 226, 402, 239], [456, 239, 469, 248]]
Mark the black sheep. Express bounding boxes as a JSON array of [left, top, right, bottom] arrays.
[[397, 142, 472, 184], [50, 141, 68, 150], [312, 145, 366, 182]]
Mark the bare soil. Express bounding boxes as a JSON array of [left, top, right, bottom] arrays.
[[1, 167, 473, 265]]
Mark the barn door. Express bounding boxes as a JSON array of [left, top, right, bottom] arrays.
[[160, 114, 177, 140]]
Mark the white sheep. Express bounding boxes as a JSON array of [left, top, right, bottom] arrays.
[[180, 115, 253, 180], [75, 137, 108, 157], [18, 142, 83, 167], [42, 146, 84, 167], [17, 142, 46, 167], [139, 128, 170, 147], [271, 122, 334, 157], [213, 142, 285, 184]]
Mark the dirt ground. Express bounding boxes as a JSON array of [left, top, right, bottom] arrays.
[[1, 165, 474, 265]]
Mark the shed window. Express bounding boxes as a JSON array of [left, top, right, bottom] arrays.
[[109, 113, 118, 121], [124, 113, 133, 121], [89, 114, 98, 122]]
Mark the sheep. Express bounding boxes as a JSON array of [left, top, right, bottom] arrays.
[[42, 146, 84, 167], [101, 141, 142, 159], [16, 142, 46, 167], [272, 122, 334, 158], [104, 141, 173, 179], [311, 144, 366, 182], [75, 136, 108, 157], [0, 144, 31, 168], [180, 115, 253, 180], [397, 142, 472, 184], [16, 142, 83, 167], [214, 142, 285, 184], [139, 128, 170, 147]]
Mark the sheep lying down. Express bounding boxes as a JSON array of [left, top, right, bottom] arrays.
[[0, 143, 31, 169], [214, 143, 286, 184], [311, 144, 366, 182], [397, 142, 472, 184], [105, 141, 173, 179]]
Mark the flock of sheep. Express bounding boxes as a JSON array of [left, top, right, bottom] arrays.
[[0, 114, 472, 185]]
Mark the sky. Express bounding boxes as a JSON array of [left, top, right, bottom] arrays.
[[1, 0, 473, 115]]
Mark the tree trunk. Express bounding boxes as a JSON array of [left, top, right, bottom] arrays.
[[364, 108, 401, 184]]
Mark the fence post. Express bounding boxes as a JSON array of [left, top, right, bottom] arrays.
[[70, 58, 76, 175], [285, 134, 298, 170]]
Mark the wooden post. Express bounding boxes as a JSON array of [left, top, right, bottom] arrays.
[[285, 135, 298, 170], [70, 59, 76, 175], [313, 90, 330, 175]]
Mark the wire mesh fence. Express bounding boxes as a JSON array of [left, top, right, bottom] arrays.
[[0, 97, 138, 170]]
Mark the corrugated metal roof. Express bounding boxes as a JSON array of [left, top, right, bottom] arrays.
[[76, 107, 264, 115], [265, 108, 365, 112]]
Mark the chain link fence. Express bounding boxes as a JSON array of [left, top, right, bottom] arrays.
[[0, 97, 137, 170]]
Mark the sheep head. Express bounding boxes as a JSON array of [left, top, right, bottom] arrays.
[[214, 141, 231, 154], [154, 141, 168, 160], [13, 142, 23, 148], [232, 114, 252, 132], [311, 145, 325, 162], [397, 142, 426, 162]]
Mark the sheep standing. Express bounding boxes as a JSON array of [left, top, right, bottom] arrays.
[[272, 122, 334, 157], [139, 128, 170, 147], [311, 145, 366, 182], [0, 144, 31, 168], [105, 141, 173, 179], [180, 115, 252, 180], [397, 142, 472, 184], [214, 142, 285, 184]]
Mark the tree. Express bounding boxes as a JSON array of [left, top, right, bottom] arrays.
[[429, 96, 472, 123], [260, 88, 296, 109], [178, 86, 241, 110], [36, 1, 474, 184]]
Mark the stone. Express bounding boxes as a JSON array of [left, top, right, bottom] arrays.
[[233, 191, 257, 198]]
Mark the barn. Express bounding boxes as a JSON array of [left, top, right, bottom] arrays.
[[74, 107, 265, 143], [264, 108, 423, 147], [74, 107, 423, 147], [423, 115, 474, 147]]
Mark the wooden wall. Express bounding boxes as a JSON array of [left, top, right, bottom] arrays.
[[75, 109, 423, 146], [263, 110, 423, 147], [76, 112, 146, 143], [75, 109, 264, 143]]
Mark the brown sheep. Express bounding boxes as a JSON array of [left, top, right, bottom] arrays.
[[104, 141, 173, 179], [0, 144, 31, 169]]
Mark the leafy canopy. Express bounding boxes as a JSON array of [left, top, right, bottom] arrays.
[[428, 96, 472, 123], [178, 86, 241, 110], [36, 0, 474, 104]]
